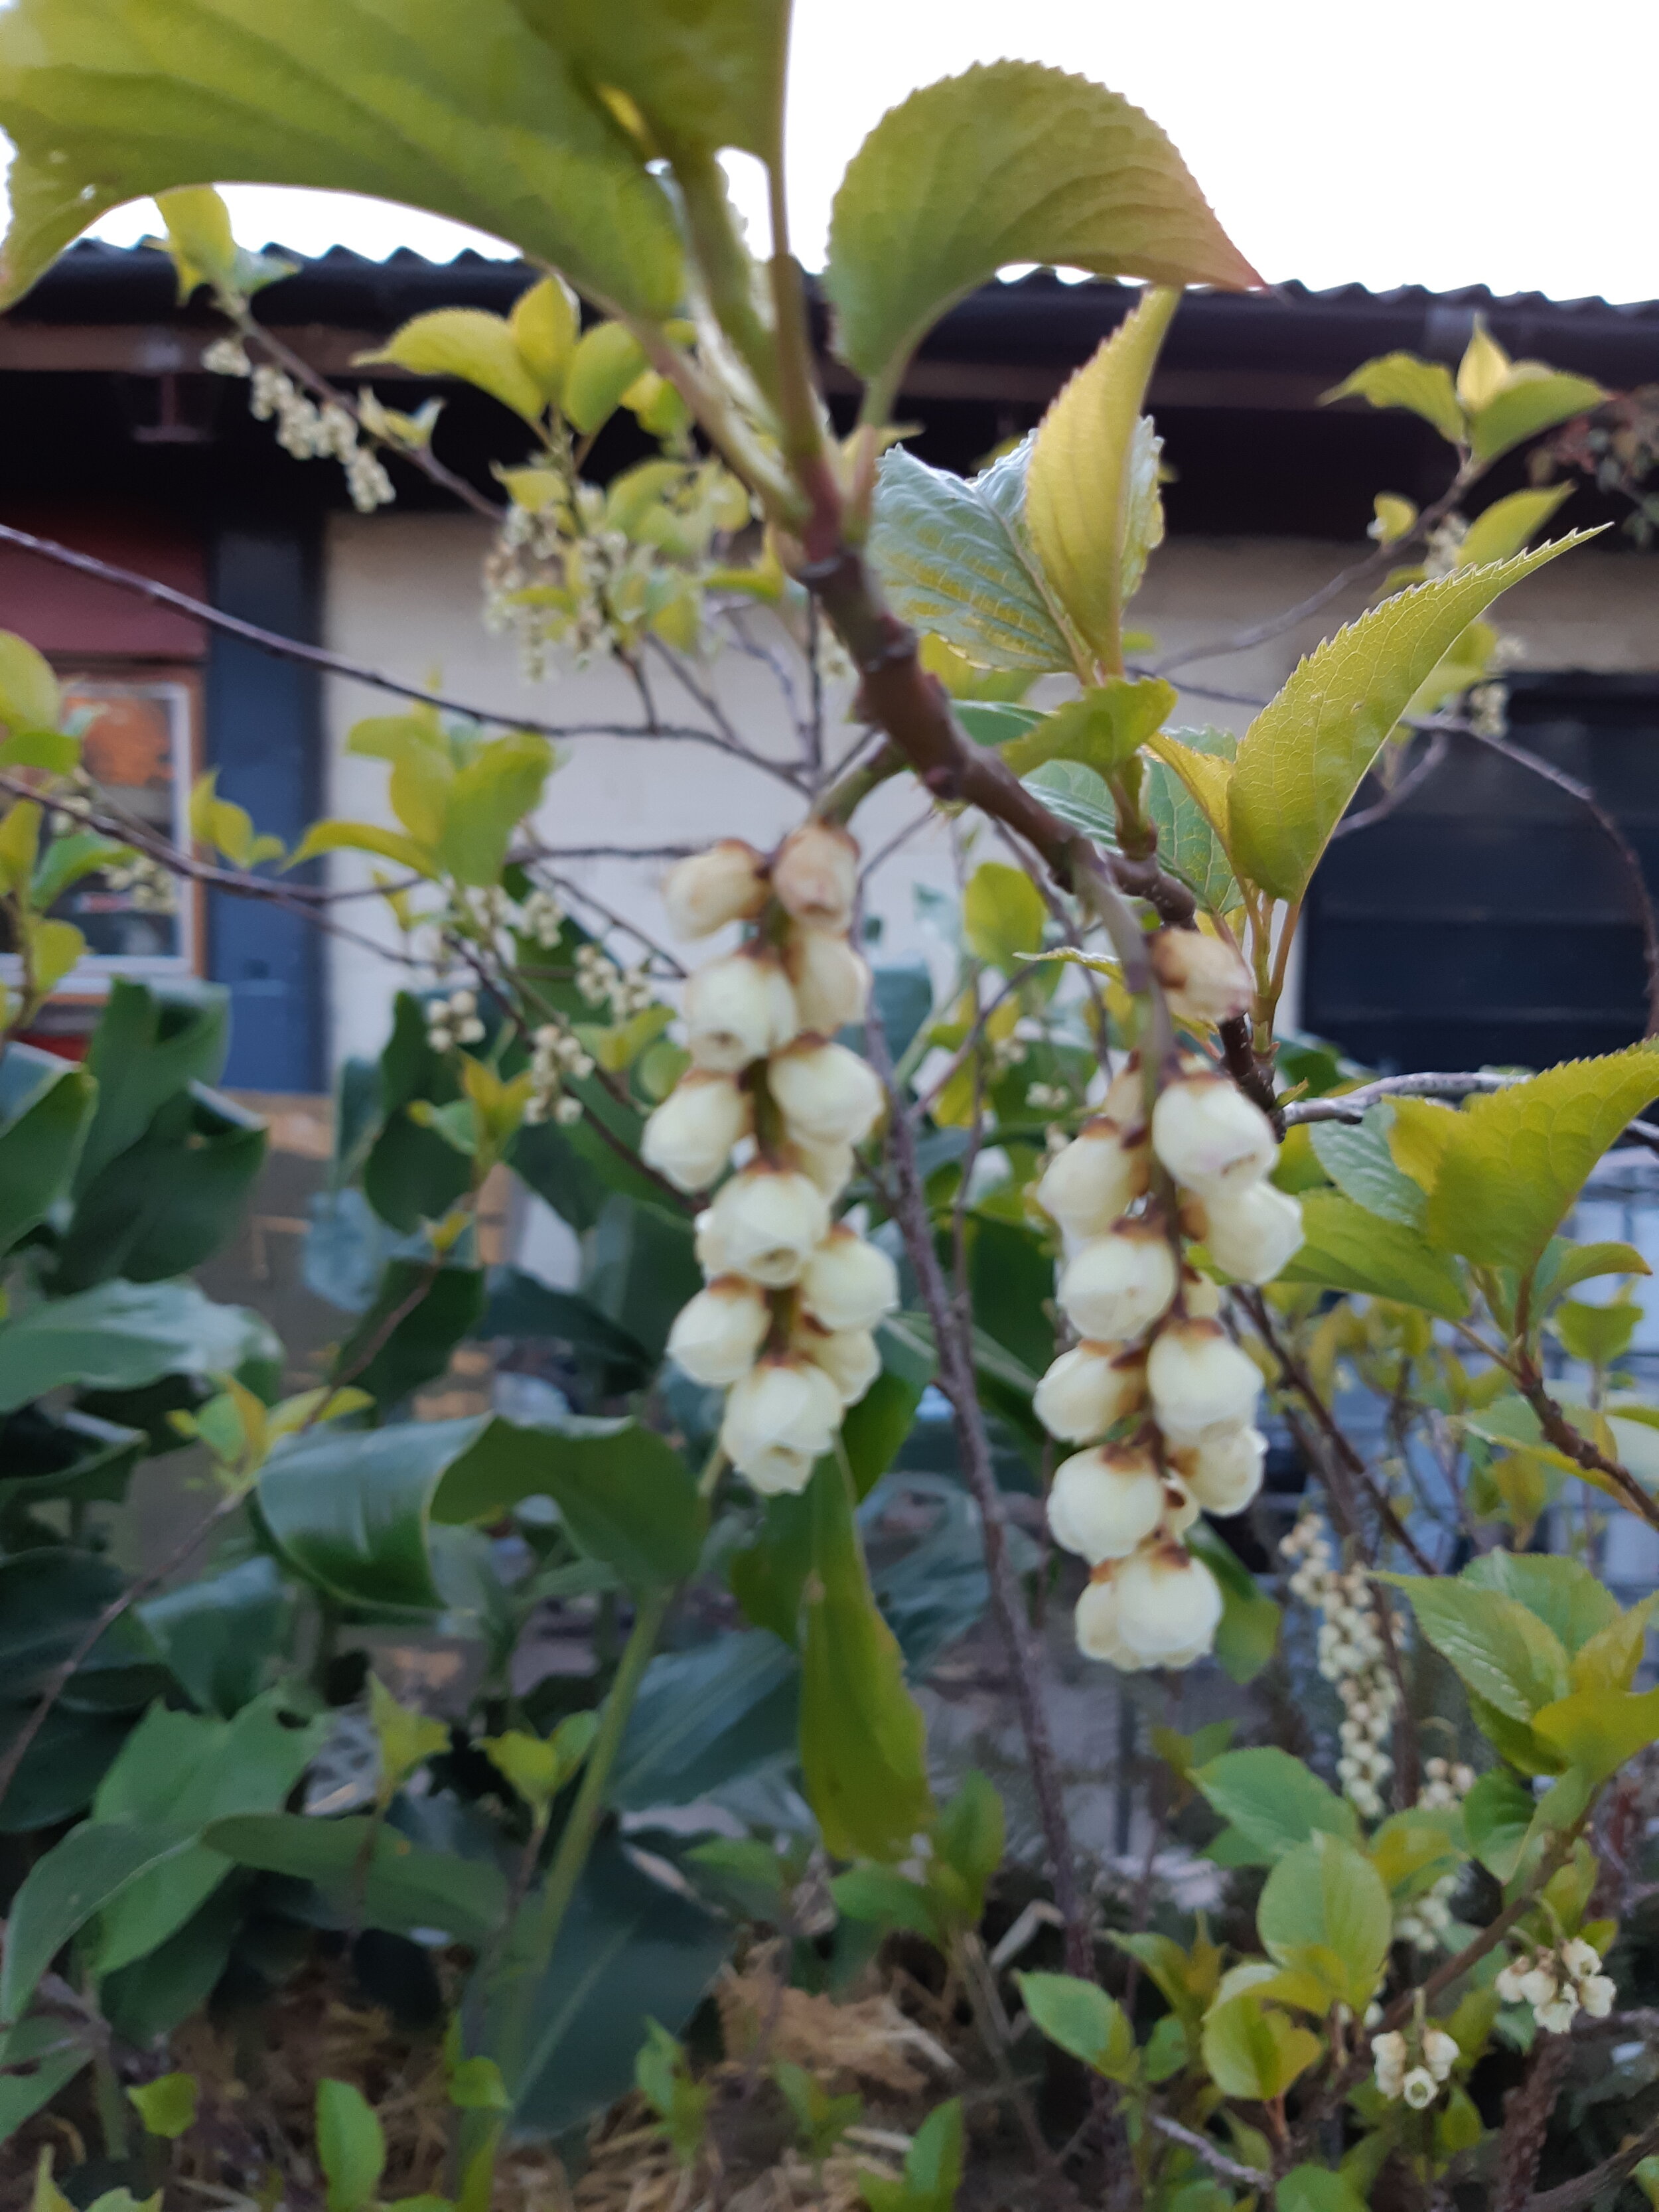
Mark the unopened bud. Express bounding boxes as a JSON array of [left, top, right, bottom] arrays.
[[684, 948, 798, 1072], [1421, 2029, 1459, 2083], [1561, 1939, 1601, 1980], [1149, 928, 1253, 1027], [770, 820, 859, 934], [1151, 1074, 1276, 1196], [1057, 1222, 1177, 1342], [705, 1163, 830, 1286], [797, 1319, 881, 1405], [1033, 1342, 1146, 1443], [662, 839, 768, 939], [785, 1134, 856, 1199], [1074, 1573, 1137, 1668], [1147, 1317, 1262, 1440], [1200, 1179, 1304, 1284], [720, 1355, 843, 1494], [784, 926, 871, 1033], [799, 1224, 899, 1333], [1035, 1116, 1149, 1237], [1182, 1269, 1223, 1320], [640, 1070, 751, 1192], [768, 1036, 884, 1145], [666, 1278, 771, 1386], [1048, 1445, 1192, 1564], [1112, 1544, 1224, 1666], [1578, 1975, 1616, 2018], [1167, 1421, 1265, 1514]]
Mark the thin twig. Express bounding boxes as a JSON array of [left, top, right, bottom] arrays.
[[1525, 2119, 1659, 2212], [1330, 729, 1450, 840], [1145, 2115, 1268, 2191]]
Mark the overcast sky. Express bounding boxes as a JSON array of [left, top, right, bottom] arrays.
[[80, 0, 1659, 305]]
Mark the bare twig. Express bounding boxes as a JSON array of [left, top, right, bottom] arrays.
[[1494, 2033, 1573, 2212], [1525, 2120, 1659, 2212], [1145, 2115, 1268, 2191], [1330, 729, 1450, 840]]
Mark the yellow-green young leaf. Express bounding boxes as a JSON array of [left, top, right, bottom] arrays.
[[1000, 677, 1176, 781], [439, 733, 554, 887], [1026, 289, 1179, 672], [1200, 1994, 1321, 2103], [0, 631, 62, 734], [0, 798, 41, 893], [962, 861, 1046, 972], [155, 183, 235, 298], [1406, 616, 1500, 717], [316, 2078, 385, 2212], [1227, 536, 1591, 904], [127, 2070, 198, 2140], [368, 1674, 448, 1799], [508, 274, 580, 404], [1017, 1972, 1137, 2083], [1148, 731, 1236, 851], [364, 309, 545, 425], [1457, 484, 1575, 569], [1274, 1189, 1468, 1318], [1568, 1593, 1659, 1696], [1323, 354, 1465, 446], [1471, 368, 1607, 465], [0, 0, 684, 319], [1530, 1685, 1659, 1785], [1456, 319, 1512, 412], [824, 62, 1258, 403], [1371, 493, 1417, 545], [1380, 1573, 1571, 1724], [563, 323, 650, 436], [287, 820, 433, 875], [28, 920, 86, 995], [1256, 1832, 1392, 2011], [1419, 1044, 1659, 1272]]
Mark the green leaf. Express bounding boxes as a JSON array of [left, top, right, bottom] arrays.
[[0, 1279, 276, 1414], [52, 1083, 267, 1292], [1, 1817, 197, 2024], [1459, 1552, 1619, 1655], [0, 2016, 92, 2144], [962, 861, 1046, 972], [75, 981, 228, 1191], [1000, 678, 1176, 782], [1200, 1993, 1320, 2102], [0, 1057, 96, 1256], [512, 0, 789, 162], [1257, 1832, 1392, 2010], [1323, 354, 1466, 444], [317, 2079, 386, 2212], [934, 1771, 1003, 1927], [869, 445, 1072, 672], [612, 1630, 798, 1811], [1530, 1685, 1659, 1786], [824, 61, 1258, 402], [1553, 1297, 1640, 1367], [1463, 1767, 1535, 1881], [1017, 1972, 1136, 2083], [799, 1463, 933, 1862], [1309, 1104, 1427, 1228], [839, 1320, 935, 1503], [1380, 1573, 1570, 1723], [332, 1262, 486, 1411], [1471, 371, 1605, 465], [1190, 1747, 1358, 1864], [1416, 1045, 1659, 1272], [202, 1812, 506, 1943], [364, 308, 545, 425], [1228, 537, 1591, 903], [561, 322, 650, 436], [1457, 486, 1576, 568], [829, 1866, 942, 1944], [1185, 1522, 1280, 1684], [0, 0, 685, 319], [439, 733, 555, 886], [1278, 2166, 1369, 2212], [0, 630, 61, 733], [1275, 1189, 1468, 1318], [127, 2071, 198, 2140], [139, 1554, 291, 1718]]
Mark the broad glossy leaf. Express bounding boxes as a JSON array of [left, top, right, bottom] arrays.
[[1000, 677, 1176, 781], [1460, 1552, 1618, 1655], [512, 0, 790, 162], [1201, 1992, 1320, 2102], [580, 1193, 701, 1363], [1017, 1972, 1136, 2082], [0, 1056, 95, 1255], [839, 1318, 934, 1501], [139, 1554, 291, 1718], [334, 1261, 486, 1410], [478, 1264, 653, 1385], [0, 0, 684, 318], [1309, 1105, 1426, 1228], [1228, 538, 1589, 903], [1323, 354, 1465, 444], [868, 445, 1072, 672], [1471, 371, 1605, 465], [1275, 1189, 1467, 1317], [75, 981, 228, 1191], [0, 1704, 133, 1836], [0, 1279, 277, 1413], [364, 309, 545, 425], [51, 1084, 266, 1291], [824, 61, 1258, 397], [1191, 1747, 1358, 1863], [1186, 1520, 1280, 1684], [98, 1877, 248, 2045], [1, 1816, 196, 2023], [1463, 1766, 1534, 1881], [1381, 1573, 1569, 1724], [1257, 1832, 1392, 2010], [1279, 2167, 1368, 2212], [202, 1811, 506, 1943], [0, 2016, 91, 2144], [611, 1629, 799, 1810], [1530, 1684, 1659, 1786]]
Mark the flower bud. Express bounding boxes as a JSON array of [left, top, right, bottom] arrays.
[[1183, 1270, 1223, 1320], [1536, 1995, 1579, 2035], [798, 1319, 882, 1405], [768, 1036, 884, 1145], [1074, 1573, 1138, 1668], [1048, 1445, 1189, 1564], [1057, 1223, 1177, 1342], [706, 1163, 830, 1287], [1151, 1074, 1276, 1196], [640, 1070, 751, 1192], [1147, 1318, 1262, 1441], [771, 820, 859, 934], [1202, 1179, 1304, 1284], [800, 1225, 899, 1333], [1033, 1342, 1146, 1443], [1402, 2067, 1437, 2110], [1519, 1965, 1559, 2009], [1167, 1422, 1265, 1515], [1578, 1974, 1616, 2018], [786, 1135, 856, 1199], [784, 926, 871, 1033], [666, 1277, 771, 1386], [1561, 1939, 1601, 1980], [1035, 1117, 1149, 1237], [1421, 2029, 1459, 2084], [1149, 928, 1253, 1027], [720, 1355, 843, 1494], [1112, 1544, 1224, 1666], [1372, 2031, 1407, 2098], [694, 1207, 729, 1274], [1494, 1962, 1529, 2004], [684, 948, 799, 1072], [662, 839, 768, 940]]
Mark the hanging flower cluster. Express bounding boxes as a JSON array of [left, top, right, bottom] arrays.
[[202, 338, 395, 511], [644, 826, 898, 1495], [1495, 1939, 1616, 2034], [1032, 930, 1303, 1671], [1281, 1512, 1406, 1820], [1372, 2023, 1460, 2108], [1396, 1756, 1476, 1949]]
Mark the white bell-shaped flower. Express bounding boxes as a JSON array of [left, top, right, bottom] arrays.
[[785, 926, 871, 1033], [1057, 1223, 1177, 1342], [720, 1355, 843, 1493], [1032, 1342, 1145, 1443], [799, 1225, 899, 1333], [786, 1134, 857, 1199], [1421, 2029, 1459, 2085], [1149, 928, 1253, 1027], [640, 1070, 751, 1193], [1183, 1270, 1223, 1319], [768, 1037, 884, 1145], [1113, 1544, 1224, 1666], [1035, 1116, 1148, 1237], [694, 1207, 729, 1275], [1167, 1422, 1266, 1515], [705, 1163, 830, 1286], [1151, 1074, 1276, 1196], [797, 1319, 882, 1405], [684, 949, 799, 1072], [661, 840, 768, 940], [1147, 1318, 1262, 1441], [1201, 1179, 1305, 1284], [1048, 1445, 1181, 1564], [666, 1277, 772, 1386], [770, 820, 859, 934], [1074, 1572, 1139, 1668]]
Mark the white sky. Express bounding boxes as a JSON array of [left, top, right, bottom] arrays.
[[79, 0, 1659, 304]]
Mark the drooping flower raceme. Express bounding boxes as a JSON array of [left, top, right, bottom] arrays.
[[646, 826, 896, 1495]]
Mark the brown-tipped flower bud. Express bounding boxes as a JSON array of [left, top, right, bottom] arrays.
[[768, 1036, 885, 1146], [666, 1278, 771, 1386], [719, 1355, 843, 1494], [1167, 1421, 1266, 1515], [640, 1070, 751, 1193], [1112, 1544, 1224, 1666], [1151, 1073, 1276, 1196], [796, 1318, 882, 1406], [771, 820, 859, 934], [1048, 1444, 1180, 1564], [1149, 927, 1253, 1027], [1147, 1317, 1262, 1441], [661, 839, 769, 940], [1074, 1572, 1138, 1668], [1057, 1222, 1177, 1342], [705, 1163, 830, 1287], [1201, 1179, 1305, 1284], [1035, 1116, 1149, 1238], [1032, 1342, 1146, 1443], [684, 947, 798, 1072], [799, 1224, 899, 1333], [785, 1134, 856, 1199], [784, 926, 871, 1033]]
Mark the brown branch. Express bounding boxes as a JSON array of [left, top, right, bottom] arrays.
[[1525, 2120, 1659, 2212], [1495, 2013, 1574, 2212], [1513, 1351, 1659, 1534], [1331, 730, 1450, 840], [1145, 2114, 1268, 2192]]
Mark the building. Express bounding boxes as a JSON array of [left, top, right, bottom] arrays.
[[2, 240, 1656, 1088]]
